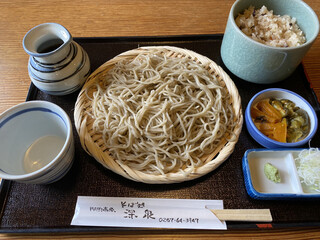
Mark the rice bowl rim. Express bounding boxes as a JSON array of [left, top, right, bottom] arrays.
[[74, 46, 243, 184]]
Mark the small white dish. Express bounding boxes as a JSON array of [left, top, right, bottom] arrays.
[[242, 149, 320, 199]]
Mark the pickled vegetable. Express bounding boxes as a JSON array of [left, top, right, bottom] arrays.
[[254, 118, 287, 142], [256, 99, 283, 121], [251, 98, 309, 143]]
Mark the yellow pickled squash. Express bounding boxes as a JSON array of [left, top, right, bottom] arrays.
[[255, 119, 287, 142], [251, 106, 279, 123], [255, 99, 282, 121], [272, 118, 287, 143], [251, 98, 287, 142]]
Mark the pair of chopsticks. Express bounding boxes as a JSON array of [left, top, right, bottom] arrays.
[[210, 209, 272, 222]]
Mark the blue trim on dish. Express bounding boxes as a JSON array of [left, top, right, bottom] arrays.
[[0, 107, 67, 129], [242, 148, 320, 200], [43, 157, 74, 184], [245, 88, 318, 148]]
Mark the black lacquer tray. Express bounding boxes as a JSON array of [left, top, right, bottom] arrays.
[[1, 35, 320, 233]]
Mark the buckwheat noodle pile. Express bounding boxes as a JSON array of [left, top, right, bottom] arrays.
[[83, 48, 237, 176]]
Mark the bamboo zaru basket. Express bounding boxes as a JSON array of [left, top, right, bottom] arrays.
[[74, 46, 243, 184]]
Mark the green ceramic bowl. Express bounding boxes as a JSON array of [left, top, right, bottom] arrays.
[[221, 0, 319, 84]]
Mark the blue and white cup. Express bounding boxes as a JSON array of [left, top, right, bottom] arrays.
[[23, 23, 91, 95], [0, 101, 74, 184]]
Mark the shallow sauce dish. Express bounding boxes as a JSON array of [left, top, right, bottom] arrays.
[[242, 149, 320, 200], [245, 88, 318, 148]]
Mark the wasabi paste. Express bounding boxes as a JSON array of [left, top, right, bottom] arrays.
[[264, 163, 281, 183]]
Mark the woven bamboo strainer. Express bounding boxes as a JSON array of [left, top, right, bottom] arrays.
[[74, 46, 243, 184]]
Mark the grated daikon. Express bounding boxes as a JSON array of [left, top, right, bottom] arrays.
[[295, 148, 320, 192]]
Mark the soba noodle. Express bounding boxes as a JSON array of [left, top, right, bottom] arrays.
[[86, 49, 236, 175]]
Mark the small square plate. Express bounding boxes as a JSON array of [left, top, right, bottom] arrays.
[[242, 149, 320, 200]]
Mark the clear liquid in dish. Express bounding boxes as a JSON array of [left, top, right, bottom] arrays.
[[23, 135, 65, 173]]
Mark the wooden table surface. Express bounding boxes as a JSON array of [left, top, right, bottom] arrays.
[[0, 0, 319, 239]]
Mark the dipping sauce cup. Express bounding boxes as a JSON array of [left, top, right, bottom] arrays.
[[0, 101, 74, 184]]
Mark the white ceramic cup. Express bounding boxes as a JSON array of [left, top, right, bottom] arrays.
[[0, 101, 74, 184]]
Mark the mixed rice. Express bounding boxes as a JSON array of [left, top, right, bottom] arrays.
[[235, 5, 306, 47]]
